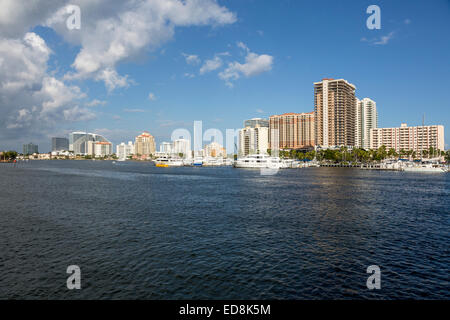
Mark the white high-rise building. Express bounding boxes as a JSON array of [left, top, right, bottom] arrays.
[[173, 139, 192, 158], [356, 98, 378, 149], [116, 141, 134, 160], [239, 125, 269, 156], [160, 142, 173, 154]]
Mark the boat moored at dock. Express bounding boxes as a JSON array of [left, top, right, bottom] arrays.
[[234, 154, 283, 169]]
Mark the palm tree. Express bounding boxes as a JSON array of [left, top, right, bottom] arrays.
[[388, 148, 396, 159], [377, 145, 387, 161]]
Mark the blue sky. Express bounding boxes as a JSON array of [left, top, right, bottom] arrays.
[[1, 0, 449, 151]]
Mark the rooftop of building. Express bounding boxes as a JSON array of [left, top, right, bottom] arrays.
[[372, 123, 444, 130], [313, 78, 356, 89], [270, 112, 314, 117], [137, 131, 153, 137]]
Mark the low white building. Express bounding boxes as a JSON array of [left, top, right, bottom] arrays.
[[116, 141, 134, 160], [203, 142, 226, 158], [87, 141, 113, 157]]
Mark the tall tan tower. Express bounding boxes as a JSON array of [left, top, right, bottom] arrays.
[[135, 131, 156, 156], [314, 78, 357, 147]]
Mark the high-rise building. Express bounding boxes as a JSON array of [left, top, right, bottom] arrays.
[[370, 123, 445, 154], [135, 132, 156, 156], [23, 143, 38, 155], [173, 139, 191, 158], [244, 118, 269, 128], [160, 142, 173, 154], [268, 112, 315, 150], [314, 78, 357, 147], [355, 98, 378, 149], [52, 137, 69, 152], [204, 142, 226, 158], [116, 141, 134, 160], [69, 132, 110, 155], [239, 125, 269, 156]]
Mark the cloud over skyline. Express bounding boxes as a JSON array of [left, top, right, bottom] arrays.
[[0, 0, 237, 149]]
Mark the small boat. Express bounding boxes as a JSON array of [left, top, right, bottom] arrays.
[[193, 157, 203, 167]]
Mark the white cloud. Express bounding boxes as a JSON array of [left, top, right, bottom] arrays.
[[94, 68, 129, 92], [63, 106, 96, 122], [200, 56, 223, 74], [148, 92, 157, 101], [183, 53, 201, 65], [86, 99, 107, 107], [374, 32, 395, 45], [0, 32, 91, 144], [0, 0, 237, 148], [361, 31, 395, 46], [237, 41, 249, 52], [256, 109, 265, 114], [0, 0, 61, 38], [43, 0, 236, 89], [219, 42, 273, 87], [123, 108, 146, 113]]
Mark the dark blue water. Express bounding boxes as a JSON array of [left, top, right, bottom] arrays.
[[0, 160, 449, 299]]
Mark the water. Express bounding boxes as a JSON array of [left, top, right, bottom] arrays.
[[0, 160, 448, 299]]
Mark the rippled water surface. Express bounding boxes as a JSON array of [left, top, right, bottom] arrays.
[[0, 160, 449, 299]]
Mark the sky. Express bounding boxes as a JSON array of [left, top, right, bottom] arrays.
[[0, 0, 449, 152]]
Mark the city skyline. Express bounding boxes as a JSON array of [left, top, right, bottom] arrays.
[[0, 1, 449, 152]]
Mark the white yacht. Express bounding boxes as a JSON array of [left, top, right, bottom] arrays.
[[183, 158, 193, 166], [154, 156, 184, 167], [203, 157, 225, 166], [281, 159, 296, 168], [403, 163, 448, 173], [234, 154, 283, 169], [223, 158, 234, 166]]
